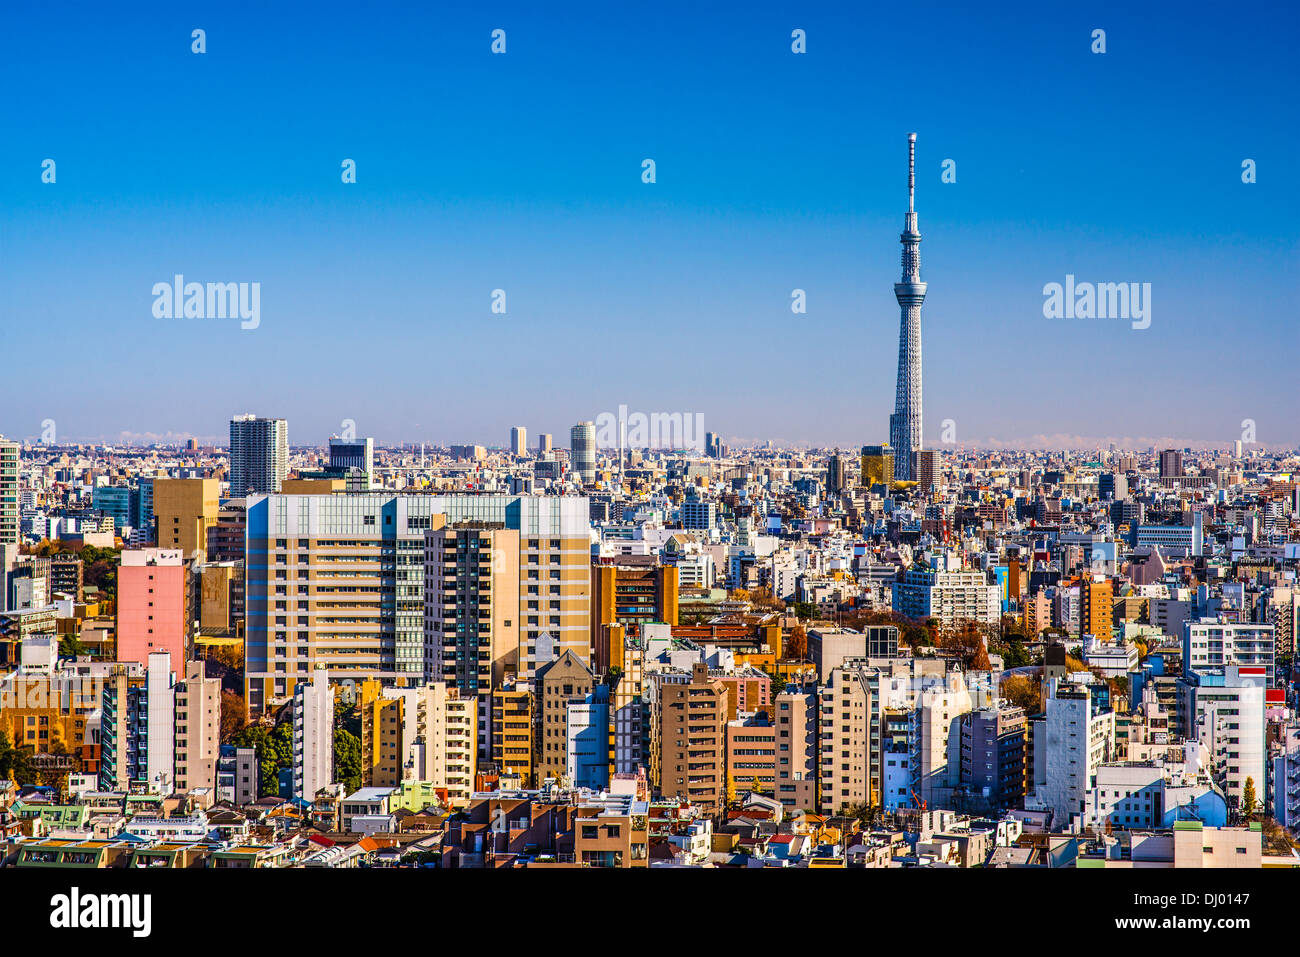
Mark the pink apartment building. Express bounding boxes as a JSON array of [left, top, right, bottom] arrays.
[[117, 548, 190, 666]]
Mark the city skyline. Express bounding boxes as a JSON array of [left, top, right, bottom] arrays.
[[1, 0, 1297, 448]]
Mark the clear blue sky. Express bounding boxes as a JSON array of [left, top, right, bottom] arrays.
[[2, 0, 1297, 449]]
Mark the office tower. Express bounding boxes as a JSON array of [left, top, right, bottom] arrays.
[[229, 414, 288, 495], [1233, 439, 1243, 459], [536, 650, 595, 784], [705, 431, 718, 458], [591, 563, 679, 650], [0, 436, 16, 546], [826, 452, 848, 495], [117, 549, 192, 667], [1159, 448, 1184, 479], [492, 678, 534, 786], [134, 475, 157, 540], [328, 435, 373, 490], [656, 662, 727, 809], [92, 485, 132, 533], [570, 421, 597, 485], [243, 493, 590, 715], [773, 686, 817, 811], [888, 133, 926, 481], [292, 669, 334, 801], [860, 444, 894, 488], [510, 426, 527, 456], [537, 433, 552, 454], [173, 659, 221, 793], [866, 624, 900, 658], [152, 477, 219, 556], [425, 523, 520, 756], [1098, 472, 1128, 500]]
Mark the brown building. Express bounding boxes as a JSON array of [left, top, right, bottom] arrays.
[[153, 478, 219, 557], [535, 650, 595, 784], [656, 662, 727, 809], [1081, 578, 1114, 640], [774, 686, 818, 812], [591, 563, 678, 670]]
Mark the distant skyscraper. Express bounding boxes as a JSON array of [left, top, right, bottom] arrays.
[[537, 433, 553, 454], [570, 421, 596, 485], [1159, 448, 1184, 479], [889, 133, 926, 481], [510, 426, 527, 456], [229, 415, 288, 495], [329, 435, 373, 489], [0, 436, 17, 546]]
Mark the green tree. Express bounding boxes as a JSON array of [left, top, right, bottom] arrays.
[[334, 729, 363, 794], [1243, 777, 1257, 820]]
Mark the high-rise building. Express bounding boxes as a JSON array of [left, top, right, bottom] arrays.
[[0, 436, 17, 546], [243, 493, 590, 715], [773, 686, 817, 811], [570, 421, 597, 485], [818, 666, 871, 814], [153, 478, 219, 557], [361, 679, 477, 803], [229, 414, 288, 495], [590, 563, 678, 653], [913, 449, 940, 491], [173, 659, 221, 793], [537, 433, 553, 454], [491, 678, 534, 786], [425, 523, 520, 755], [292, 669, 334, 801], [826, 452, 849, 495], [328, 436, 373, 490], [1159, 448, 1185, 479], [888, 134, 926, 481], [959, 704, 1027, 810], [510, 426, 527, 457], [656, 662, 727, 809], [860, 444, 893, 489], [536, 650, 595, 784], [117, 549, 192, 667]]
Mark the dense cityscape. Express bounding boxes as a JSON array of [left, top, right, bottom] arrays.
[[2, 411, 1299, 872]]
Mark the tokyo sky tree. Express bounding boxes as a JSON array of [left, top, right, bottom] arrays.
[[889, 133, 926, 481]]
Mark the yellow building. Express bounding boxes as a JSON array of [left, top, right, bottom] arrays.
[[860, 444, 894, 488], [491, 679, 534, 787]]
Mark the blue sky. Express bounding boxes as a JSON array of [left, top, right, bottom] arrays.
[[1, 0, 1297, 449]]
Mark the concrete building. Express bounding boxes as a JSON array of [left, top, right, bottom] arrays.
[[774, 686, 817, 812], [491, 679, 534, 786], [536, 650, 595, 784], [243, 493, 590, 715], [818, 665, 871, 814], [1183, 619, 1275, 685], [173, 658, 220, 793], [656, 662, 727, 809], [0, 436, 18, 546], [892, 563, 1000, 632], [117, 549, 192, 667], [152, 478, 219, 557], [959, 704, 1027, 811], [292, 669, 334, 801], [726, 712, 777, 796], [1033, 680, 1115, 831], [510, 427, 527, 457], [1185, 666, 1266, 809]]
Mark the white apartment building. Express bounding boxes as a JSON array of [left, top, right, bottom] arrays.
[[1187, 666, 1265, 808], [892, 565, 1000, 632], [1182, 619, 1275, 684], [1032, 680, 1115, 831], [292, 669, 334, 801]]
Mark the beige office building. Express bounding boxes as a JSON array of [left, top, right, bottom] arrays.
[[153, 478, 219, 557]]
